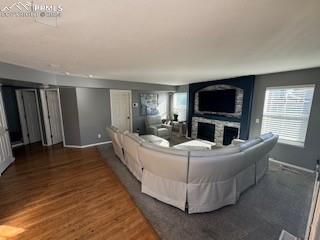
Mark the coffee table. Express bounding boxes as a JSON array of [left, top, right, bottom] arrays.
[[173, 139, 216, 151]]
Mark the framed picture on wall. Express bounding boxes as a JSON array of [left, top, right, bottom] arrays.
[[140, 93, 158, 115]]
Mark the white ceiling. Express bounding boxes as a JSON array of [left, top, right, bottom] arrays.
[[0, 0, 320, 85]]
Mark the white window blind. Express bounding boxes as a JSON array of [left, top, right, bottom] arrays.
[[261, 85, 315, 146], [173, 93, 187, 121]]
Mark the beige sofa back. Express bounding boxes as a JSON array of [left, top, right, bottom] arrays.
[[107, 125, 278, 213], [122, 133, 145, 181], [139, 142, 189, 210], [106, 126, 124, 163], [186, 133, 278, 213]]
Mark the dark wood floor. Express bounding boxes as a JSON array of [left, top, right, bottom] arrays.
[[0, 143, 158, 240]]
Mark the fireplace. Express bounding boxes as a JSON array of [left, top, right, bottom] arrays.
[[192, 117, 240, 145], [197, 122, 215, 142], [223, 126, 239, 145]]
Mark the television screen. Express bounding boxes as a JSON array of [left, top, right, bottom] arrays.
[[198, 89, 236, 113]]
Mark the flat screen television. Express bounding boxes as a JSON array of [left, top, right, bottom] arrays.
[[198, 89, 236, 113]]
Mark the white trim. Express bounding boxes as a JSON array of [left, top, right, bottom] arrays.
[[266, 84, 316, 90], [33, 89, 45, 145], [64, 141, 111, 149], [305, 168, 319, 240], [110, 89, 133, 132], [40, 89, 52, 145], [15, 90, 29, 144], [12, 142, 24, 148], [16, 89, 45, 145], [278, 139, 305, 148], [39, 88, 65, 147], [0, 157, 14, 176], [269, 158, 315, 174], [57, 89, 67, 148]]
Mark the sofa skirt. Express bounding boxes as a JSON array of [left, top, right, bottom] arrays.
[[187, 178, 237, 214], [141, 170, 187, 211]]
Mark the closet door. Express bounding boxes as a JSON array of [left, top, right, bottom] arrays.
[[22, 91, 41, 143], [0, 91, 14, 175], [46, 90, 63, 145]]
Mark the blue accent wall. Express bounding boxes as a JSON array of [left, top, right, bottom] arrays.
[[187, 76, 255, 140]]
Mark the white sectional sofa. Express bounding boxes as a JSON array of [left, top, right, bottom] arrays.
[[106, 126, 278, 214]]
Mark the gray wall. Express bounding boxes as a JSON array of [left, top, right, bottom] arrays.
[[0, 61, 176, 146], [59, 88, 171, 145], [250, 68, 320, 170], [132, 90, 171, 134], [176, 84, 189, 93], [76, 88, 111, 145], [0, 61, 176, 91], [59, 88, 81, 146]]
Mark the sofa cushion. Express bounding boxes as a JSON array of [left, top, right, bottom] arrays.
[[240, 138, 262, 151], [189, 146, 240, 157], [110, 125, 119, 132], [157, 128, 169, 136], [127, 133, 145, 144], [259, 132, 273, 141], [141, 142, 188, 157]]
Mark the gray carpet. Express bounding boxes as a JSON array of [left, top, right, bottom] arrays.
[[98, 144, 314, 240]]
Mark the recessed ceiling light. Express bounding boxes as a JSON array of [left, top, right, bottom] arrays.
[[65, 72, 70, 76], [88, 74, 94, 78]]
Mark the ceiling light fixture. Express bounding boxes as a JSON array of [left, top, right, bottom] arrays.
[[65, 72, 70, 76], [49, 63, 60, 69]]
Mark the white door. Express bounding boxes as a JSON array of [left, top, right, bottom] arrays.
[[22, 91, 41, 143], [0, 91, 14, 175], [16, 90, 29, 144], [46, 90, 63, 145], [110, 90, 132, 132]]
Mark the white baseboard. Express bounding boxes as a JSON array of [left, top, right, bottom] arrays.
[[64, 141, 111, 149], [0, 157, 15, 176], [12, 142, 24, 148], [269, 158, 315, 174]]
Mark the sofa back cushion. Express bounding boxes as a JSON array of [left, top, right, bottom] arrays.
[[188, 152, 246, 183], [139, 142, 189, 183], [257, 134, 279, 157], [189, 146, 240, 157], [123, 134, 143, 159], [239, 138, 262, 151], [259, 132, 273, 141], [240, 134, 278, 165]]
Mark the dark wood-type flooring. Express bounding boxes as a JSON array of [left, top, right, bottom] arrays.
[[0, 143, 158, 240]]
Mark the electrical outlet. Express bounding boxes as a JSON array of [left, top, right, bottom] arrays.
[[256, 118, 260, 124], [98, 134, 101, 139]]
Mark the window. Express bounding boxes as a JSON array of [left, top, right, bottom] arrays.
[[173, 92, 187, 121], [261, 85, 315, 146]]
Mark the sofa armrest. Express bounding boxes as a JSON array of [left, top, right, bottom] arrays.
[[231, 138, 246, 146], [161, 124, 172, 137], [161, 124, 172, 130]]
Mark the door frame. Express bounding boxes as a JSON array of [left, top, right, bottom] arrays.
[[15, 89, 45, 145], [0, 90, 15, 176], [110, 89, 133, 132], [39, 88, 65, 147]]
